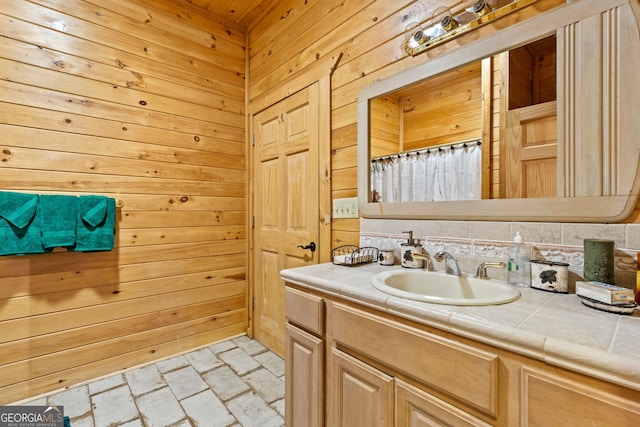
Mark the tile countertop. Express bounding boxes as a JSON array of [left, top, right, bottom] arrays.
[[280, 262, 640, 392]]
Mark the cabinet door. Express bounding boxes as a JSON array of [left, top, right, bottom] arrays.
[[396, 379, 492, 427], [522, 367, 640, 426], [330, 348, 394, 427], [285, 323, 324, 427]]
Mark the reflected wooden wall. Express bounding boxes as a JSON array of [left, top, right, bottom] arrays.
[[400, 61, 482, 151], [370, 96, 401, 157], [0, 0, 247, 403]]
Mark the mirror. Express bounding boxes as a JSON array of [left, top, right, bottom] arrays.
[[358, 0, 640, 222], [369, 34, 556, 203]]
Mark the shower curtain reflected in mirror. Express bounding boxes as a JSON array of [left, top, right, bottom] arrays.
[[371, 142, 481, 203]]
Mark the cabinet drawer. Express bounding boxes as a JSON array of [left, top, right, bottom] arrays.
[[285, 286, 324, 335], [332, 303, 499, 417]]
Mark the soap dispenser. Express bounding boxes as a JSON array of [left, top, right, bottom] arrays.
[[507, 231, 531, 287], [401, 231, 423, 269]]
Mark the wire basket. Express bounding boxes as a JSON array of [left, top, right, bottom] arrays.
[[332, 245, 379, 266]]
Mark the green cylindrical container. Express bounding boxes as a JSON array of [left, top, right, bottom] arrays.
[[583, 239, 615, 284]]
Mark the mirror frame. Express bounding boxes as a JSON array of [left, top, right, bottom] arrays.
[[358, 0, 640, 222]]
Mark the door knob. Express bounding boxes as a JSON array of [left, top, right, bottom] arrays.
[[297, 242, 316, 252]]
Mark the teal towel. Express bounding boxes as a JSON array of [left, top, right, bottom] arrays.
[[40, 195, 78, 249], [0, 191, 45, 255], [73, 196, 115, 252], [0, 191, 38, 228]]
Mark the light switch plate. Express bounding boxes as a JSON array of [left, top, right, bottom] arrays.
[[333, 197, 359, 218]]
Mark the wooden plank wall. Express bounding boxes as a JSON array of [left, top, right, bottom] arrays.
[[491, 54, 506, 198], [509, 36, 557, 109], [0, 0, 247, 403], [369, 61, 483, 155], [247, 0, 579, 247], [400, 61, 482, 151], [370, 96, 401, 157]]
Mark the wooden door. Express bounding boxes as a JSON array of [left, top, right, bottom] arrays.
[[504, 101, 557, 198], [330, 347, 394, 427], [252, 83, 320, 356]]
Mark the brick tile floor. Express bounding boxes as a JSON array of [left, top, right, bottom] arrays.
[[18, 336, 285, 427]]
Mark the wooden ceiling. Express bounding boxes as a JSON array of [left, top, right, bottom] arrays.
[[184, 0, 277, 28]]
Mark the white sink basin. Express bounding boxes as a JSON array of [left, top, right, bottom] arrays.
[[371, 270, 520, 306]]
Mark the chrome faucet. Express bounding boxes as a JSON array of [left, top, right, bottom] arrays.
[[410, 252, 435, 271], [434, 251, 462, 276], [476, 262, 506, 279]]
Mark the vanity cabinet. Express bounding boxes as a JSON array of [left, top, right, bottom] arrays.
[[284, 283, 640, 426], [284, 287, 325, 427]]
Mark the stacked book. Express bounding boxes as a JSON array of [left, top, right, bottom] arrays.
[[576, 281, 637, 315]]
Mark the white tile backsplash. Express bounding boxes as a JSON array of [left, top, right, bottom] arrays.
[[514, 222, 563, 245], [469, 221, 511, 241], [361, 219, 640, 291], [432, 221, 470, 238], [562, 223, 627, 247], [626, 224, 640, 248]]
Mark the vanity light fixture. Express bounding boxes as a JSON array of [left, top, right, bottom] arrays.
[[472, 0, 492, 18], [433, 6, 457, 33], [404, 20, 431, 50], [403, 0, 541, 56], [440, 14, 458, 32], [408, 28, 430, 48]]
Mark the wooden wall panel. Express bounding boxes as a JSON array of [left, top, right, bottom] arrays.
[[370, 96, 401, 156], [509, 48, 536, 109], [400, 62, 482, 151], [0, 0, 246, 403], [248, 0, 580, 250]]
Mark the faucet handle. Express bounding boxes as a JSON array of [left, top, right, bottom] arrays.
[[476, 262, 506, 279], [409, 251, 435, 271], [434, 251, 449, 262]]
